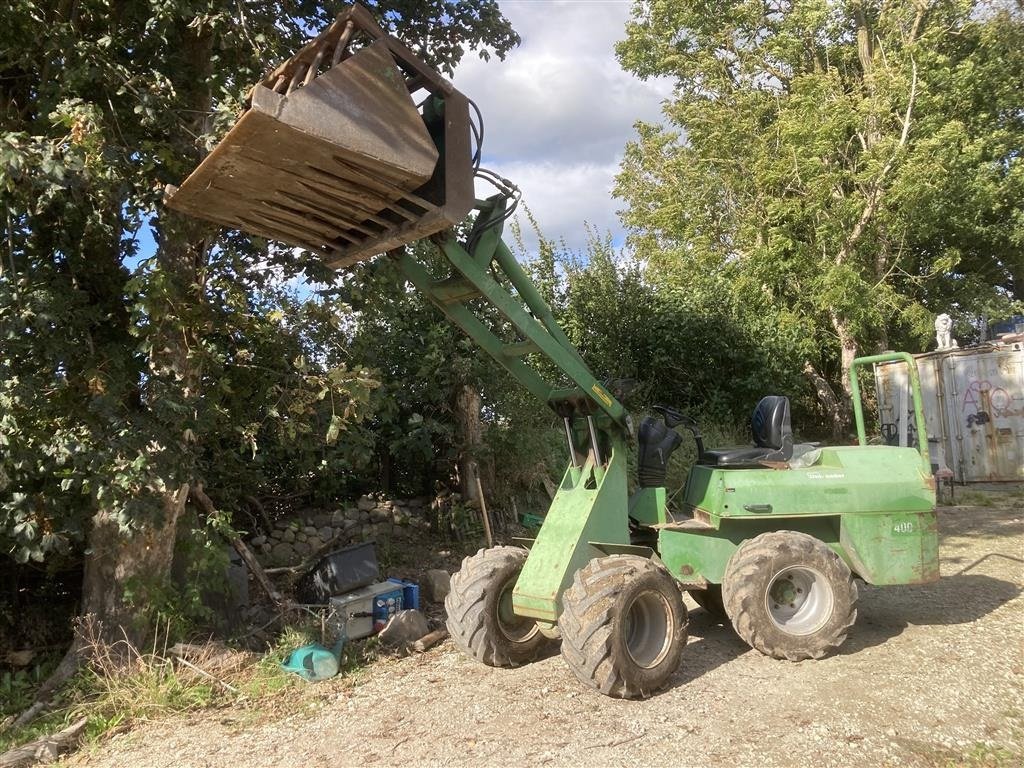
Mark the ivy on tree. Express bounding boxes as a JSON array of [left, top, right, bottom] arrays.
[[0, 0, 519, 660]]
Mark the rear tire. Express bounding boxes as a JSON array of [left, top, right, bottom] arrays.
[[688, 584, 726, 618], [445, 546, 552, 667], [722, 531, 857, 661], [559, 555, 688, 699]]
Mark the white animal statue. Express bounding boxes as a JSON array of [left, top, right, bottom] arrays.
[[935, 313, 959, 350]]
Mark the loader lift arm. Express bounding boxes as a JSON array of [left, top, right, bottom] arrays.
[[394, 194, 636, 624], [165, 3, 635, 625]]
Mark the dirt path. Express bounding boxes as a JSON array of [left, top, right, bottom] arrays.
[[70, 500, 1024, 768]]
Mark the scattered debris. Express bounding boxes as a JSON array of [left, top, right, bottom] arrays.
[[0, 717, 88, 768], [411, 627, 448, 653], [378, 610, 430, 649]]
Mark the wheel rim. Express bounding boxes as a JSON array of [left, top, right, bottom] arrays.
[[496, 579, 540, 644], [623, 589, 673, 668], [764, 566, 834, 636]]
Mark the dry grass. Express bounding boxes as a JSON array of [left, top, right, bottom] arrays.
[[0, 616, 306, 755]]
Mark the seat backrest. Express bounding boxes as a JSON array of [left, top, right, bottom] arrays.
[[751, 396, 792, 451]]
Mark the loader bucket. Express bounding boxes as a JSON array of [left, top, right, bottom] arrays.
[[164, 4, 474, 269]]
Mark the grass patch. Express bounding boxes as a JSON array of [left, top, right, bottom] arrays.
[[944, 742, 1021, 767], [0, 615, 381, 756], [1, 652, 62, 720], [956, 491, 995, 508]]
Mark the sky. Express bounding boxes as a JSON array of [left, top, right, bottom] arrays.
[[452, 0, 672, 253]]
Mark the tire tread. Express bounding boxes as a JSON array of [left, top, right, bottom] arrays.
[[722, 531, 858, 661]]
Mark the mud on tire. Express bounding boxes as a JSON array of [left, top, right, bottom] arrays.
[[445, 546, 552, 667], [722, 531, 858, 661], [559, 555, 688, 699]]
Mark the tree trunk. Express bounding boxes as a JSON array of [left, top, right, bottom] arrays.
[[77, 20, 214, 654], [802, 362, 845, 441], [831, 312, 859, 436], [81, 485, 189, 649], [454, 383, 482, 505], [379, 448, 392, 494]]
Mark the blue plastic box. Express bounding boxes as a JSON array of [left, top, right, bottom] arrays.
[[387, 578, 420, 610], [371, 585, 404, 632]]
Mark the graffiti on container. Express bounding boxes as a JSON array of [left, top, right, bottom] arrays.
[[961, 378, 1024, 426], [965, 411, 990, 428], [881, 412, 918, 446]]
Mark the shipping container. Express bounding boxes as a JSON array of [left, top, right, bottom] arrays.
[[874, 343, 1024, 483]]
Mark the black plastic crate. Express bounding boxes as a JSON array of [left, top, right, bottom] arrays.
[[297, 540, 379, 603]]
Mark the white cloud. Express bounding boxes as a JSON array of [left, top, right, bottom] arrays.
[[453, 1, 671, 252], [476, 159, 621, 254]]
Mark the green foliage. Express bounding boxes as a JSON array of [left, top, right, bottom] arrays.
[[0, 653, 61, 720], [0, 0, 518, 582], [616, 0, 1024, 408]]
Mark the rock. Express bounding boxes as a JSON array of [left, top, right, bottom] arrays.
[[250, 535, 267, 547], [295, 531, 308, 543], [303, 525, 318, 537], [282, 528, 295, 543], [312, 513, 332, 528], [270, 529, 284, 541], [345, 507, 361, 521], [331, 510, 346, 526], [423, 569, 451, 602], [318, 526, 334, 541], [391, 510, 407, 526], [370, 507, 390, 523], [360, 524, 373, 540], [342, 518, 359, 532], [293, 541, 311, 557], [271, 542, 295, 565], [357, 495, 376, 512], [378, 610, 430, 648], [306, 536, 324, 552]]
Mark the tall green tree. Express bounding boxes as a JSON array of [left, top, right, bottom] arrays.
[[616, 0, 1023, 434], [0, 0, 518, 676]]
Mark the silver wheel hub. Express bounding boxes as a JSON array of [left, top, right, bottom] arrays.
[[765, 566, 834, 636], [497, 581, 539, 643], [623, 590, 672, 668]]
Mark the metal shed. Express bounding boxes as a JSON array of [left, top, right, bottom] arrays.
[[874, 343, 1024, 483]]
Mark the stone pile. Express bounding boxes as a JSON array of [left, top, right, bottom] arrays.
[[249, 494, 430, 568]]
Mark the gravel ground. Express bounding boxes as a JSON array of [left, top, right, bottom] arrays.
[[69, 497, 1024, 768]]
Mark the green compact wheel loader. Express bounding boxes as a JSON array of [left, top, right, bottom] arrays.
[[167, 4, 940, 699]]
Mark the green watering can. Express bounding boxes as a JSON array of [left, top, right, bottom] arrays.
[[281, 634, 346, 682]]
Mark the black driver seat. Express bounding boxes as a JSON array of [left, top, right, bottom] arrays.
[[699, 396, 793, 468]]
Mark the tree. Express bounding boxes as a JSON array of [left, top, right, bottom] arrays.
[[0, 0, 519, 688], [615, 0, 1023, 434]]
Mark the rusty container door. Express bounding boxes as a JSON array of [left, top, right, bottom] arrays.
[[874, 353, 953, 476], [943, 345, 1024, 482]]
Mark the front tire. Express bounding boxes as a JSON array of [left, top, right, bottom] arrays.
[[445, 546, 552, 667], [722, 531, 858, 661], [559, 555, 688, 699]]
